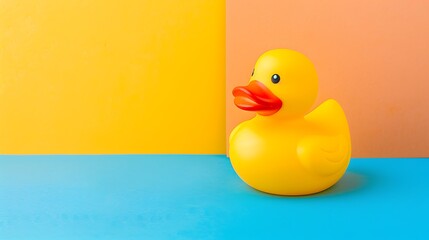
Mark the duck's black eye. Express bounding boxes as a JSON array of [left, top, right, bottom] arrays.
[[251, 69, 254, 76], [271, 74, 280, 84]]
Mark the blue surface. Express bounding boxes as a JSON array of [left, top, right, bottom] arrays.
[[0, 155, 428, 240]]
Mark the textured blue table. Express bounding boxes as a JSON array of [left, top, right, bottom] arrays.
[[0, 155, 428, 240]]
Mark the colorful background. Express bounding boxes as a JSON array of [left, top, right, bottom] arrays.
[[1, 1, 429, 239], [227, 0, 429, 157], [0, 0, 225, 154], [1, 0, 429, 157]]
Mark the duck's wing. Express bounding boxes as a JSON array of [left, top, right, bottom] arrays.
[[298, 99, 351, 176]]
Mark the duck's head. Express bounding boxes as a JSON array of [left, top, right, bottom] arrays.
[[233, 49, 318, 118]]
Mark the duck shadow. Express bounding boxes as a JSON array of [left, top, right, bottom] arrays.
[[247, 170, 372, 198], [312, 171, 368, 197]]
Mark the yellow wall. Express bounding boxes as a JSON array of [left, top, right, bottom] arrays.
[[0, 1, 225, 154]]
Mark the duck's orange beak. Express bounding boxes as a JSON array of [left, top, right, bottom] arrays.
[[233, 81, 282, 116]]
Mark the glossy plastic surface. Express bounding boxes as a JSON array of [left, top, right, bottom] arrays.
[[230, 49, 351, 195]]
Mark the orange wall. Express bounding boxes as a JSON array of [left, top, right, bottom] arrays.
[[227, 0, 429, 157]]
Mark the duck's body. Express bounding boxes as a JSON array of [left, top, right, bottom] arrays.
[[230, 99, 351, 195], [229, 49, 351, 195]]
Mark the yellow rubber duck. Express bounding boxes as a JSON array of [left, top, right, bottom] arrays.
[[229, 49, 351, 196]]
